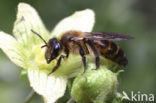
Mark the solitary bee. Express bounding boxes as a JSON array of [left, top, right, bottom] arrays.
[[31, 30, 133, 75]]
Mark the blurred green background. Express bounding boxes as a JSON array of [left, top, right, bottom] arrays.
[[0, 0, 155, 103]]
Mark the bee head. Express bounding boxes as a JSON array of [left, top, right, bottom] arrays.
[[31, 29, 62, 64], [45, 38, 62, 64]]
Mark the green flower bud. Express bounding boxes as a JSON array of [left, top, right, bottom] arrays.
[[71, 63, 118, 103]]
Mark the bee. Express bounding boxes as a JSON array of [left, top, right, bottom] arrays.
[[31, 29, 133, 75]]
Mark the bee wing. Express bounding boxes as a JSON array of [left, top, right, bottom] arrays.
[[84, 32, 134, 41]]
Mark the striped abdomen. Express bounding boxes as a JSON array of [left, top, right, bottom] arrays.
[[94, 40, 128, 67]]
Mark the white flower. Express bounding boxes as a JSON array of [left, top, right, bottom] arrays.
[[0, 2, 95, 103]]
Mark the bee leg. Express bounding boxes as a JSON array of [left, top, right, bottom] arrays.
[[78, 43, 87, 72], [64, 45, 69, 58], [83, 38, 100, 69], [95, 56, 100, 69], [70, 39, 87, 72], [81, 55, 87, 72], [82, 56, 87, 71], [48, 55, 65, 75]]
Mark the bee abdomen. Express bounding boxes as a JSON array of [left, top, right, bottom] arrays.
[[94, 40, 128, 67], [111, 48, 128, 67]]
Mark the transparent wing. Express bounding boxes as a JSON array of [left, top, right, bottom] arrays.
[[85, 32, 134, 41]]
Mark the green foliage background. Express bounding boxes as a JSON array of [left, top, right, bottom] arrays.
[[0, 0, 156, 103]]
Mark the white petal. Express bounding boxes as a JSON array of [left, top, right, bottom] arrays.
[[51, 9, 95, 37], [28, 69, 67, 103], [13, 3, 49, 45], [0, 31, 25, 68]]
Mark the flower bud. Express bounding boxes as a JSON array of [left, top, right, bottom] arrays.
[[71, 63, 118, 103]]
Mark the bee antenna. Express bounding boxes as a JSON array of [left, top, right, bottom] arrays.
[[31, 29, 48, 47]]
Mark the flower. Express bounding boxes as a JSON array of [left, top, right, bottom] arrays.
[[0, 2, 95, 103], [0, 2, 121, 103]]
